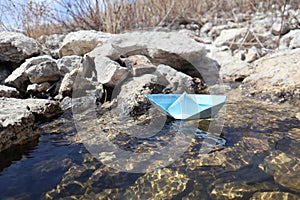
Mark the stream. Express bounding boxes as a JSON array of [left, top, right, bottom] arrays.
[[0, 90, 299, 199]]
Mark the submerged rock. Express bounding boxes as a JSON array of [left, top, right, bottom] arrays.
[[250, 192, 299, 200], [259, 151, 300, 192], [0, 97, 61, 152], [124, 168, 189, 199]]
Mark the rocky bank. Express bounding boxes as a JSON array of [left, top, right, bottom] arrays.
[[0, 4, 299, 157], [0, 4, 300, 200]]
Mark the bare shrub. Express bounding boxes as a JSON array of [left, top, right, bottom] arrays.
[[1, 0, 299, 39]]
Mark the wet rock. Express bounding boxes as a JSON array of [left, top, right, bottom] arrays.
[[241, 137, 271, 154], [121, 55, 156, 77], [25, 60, 61, 84], [0, 97, 61, 152], [241, 48, 300, 102], [0, 32, 41, 63], [250, 192, 300, 200], [124, 168, 189, 199], [0, 85, 20, 98], [59, 30, 112, 57], [44, 156, 101, 199], [211, 181, 279, 199], [57, 55, 83, 75], [271, 21, 290, 36], [4, 55, 54, 92], [186, 136, 270, 171], [94, 56, 129, 87], [259, 151, 300, 192], [88, 31, 215, 80]]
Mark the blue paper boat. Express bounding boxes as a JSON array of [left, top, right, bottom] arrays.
[[146, 92, 226, 120]]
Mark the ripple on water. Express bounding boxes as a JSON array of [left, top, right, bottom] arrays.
[[1, 95, 300, 199]]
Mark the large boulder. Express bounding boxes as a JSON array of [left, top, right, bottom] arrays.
[[241, 49, 300, 103], [4, 55, 57, 92], [0, 32, 41, 63], [58, 30, 112, 57], [259, 151, 300, 193], [88, 31, 219, 84], [0, 97, 61, 152]]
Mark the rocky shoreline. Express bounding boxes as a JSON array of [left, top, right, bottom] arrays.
[[0, 6, 300, 153]]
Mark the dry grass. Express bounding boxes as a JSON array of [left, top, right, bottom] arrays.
[[0, 0, 299, 38]]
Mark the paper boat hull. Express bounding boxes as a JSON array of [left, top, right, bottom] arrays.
[[146, 93, 226, 120]]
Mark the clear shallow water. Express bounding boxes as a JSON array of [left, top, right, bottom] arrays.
[[0, 96, 299, 199]]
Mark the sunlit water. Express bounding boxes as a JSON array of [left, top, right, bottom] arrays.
[[0, 93, 299, 199]]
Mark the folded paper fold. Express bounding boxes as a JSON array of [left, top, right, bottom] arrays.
[[146, 92, 226, 120]]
